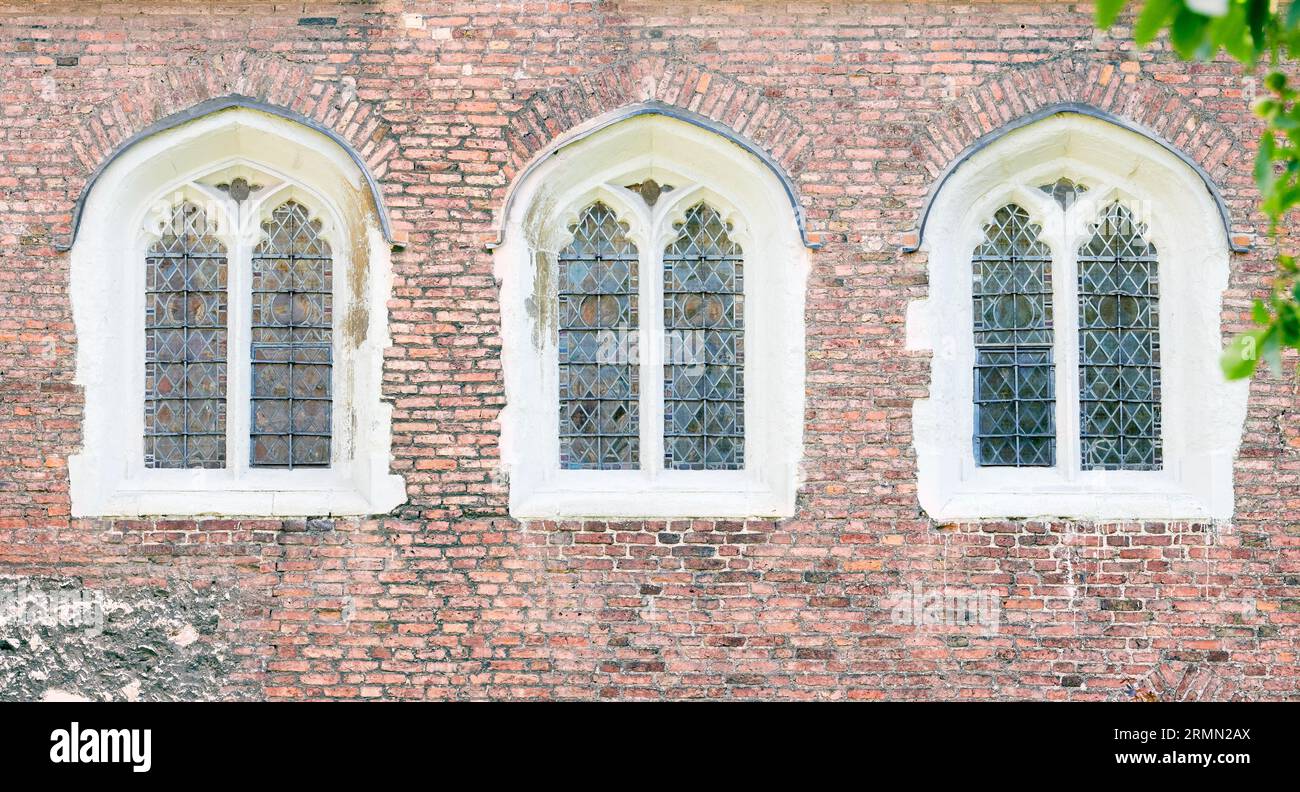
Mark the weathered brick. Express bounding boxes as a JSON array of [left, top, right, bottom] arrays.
[[0, 0, 1291, 703]]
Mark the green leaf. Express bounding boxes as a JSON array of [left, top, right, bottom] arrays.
[[1253, 298, 1273, 324], [1256, 129, 1277, 194], [1216, 2, 1255, 63], [1171, 8, 1213, 58], [1096, 0, 1129, 29], [1273, 111, 1300, 130], [1247, 0, 1271, 51], [1279, 302, 1300, 345], [1135, 0, 1177, 46], [1262, 324, 1283, 374], [1268, 183, 1300, 218], [1221, 329, 1265, 379]]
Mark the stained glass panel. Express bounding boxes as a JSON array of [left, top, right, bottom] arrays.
[[663, 203, 744, 470], [250, 201, 333, 468], [558, 202, 640, 469], [972, 204, 1055, 467], [1078, 202, 1161, 470], [144, 202, 228, 468]]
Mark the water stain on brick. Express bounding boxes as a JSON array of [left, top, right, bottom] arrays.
[[795, 648, 834, 659], [1100, 598, 1143, 611], [726, 674, 766, 686], [527, 250, 555, 350]]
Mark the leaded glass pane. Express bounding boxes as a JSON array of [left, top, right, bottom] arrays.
[[1039, 177, 1088, 210], [558, 202, 640, 469], [144, 201, 228, 468], [663, 203, 744, 470], [250, 201, 332, 468], [972, 204, 1055, 467], [1078, 202, 1161, 471]]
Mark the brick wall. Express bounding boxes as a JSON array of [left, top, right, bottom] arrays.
[[0, 0, 1295, 700]]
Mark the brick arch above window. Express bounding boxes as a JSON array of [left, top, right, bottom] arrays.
[[502, 56, 815, 177], [905, 102, 1247, 256], [904, 56, 1258, 253], [496, 55, 819, 249], [492, 100, 820, 252], [56, 47, 403, 251]]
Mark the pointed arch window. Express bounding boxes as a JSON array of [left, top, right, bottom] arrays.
[[139, 191, 340, 474], [662, 203, 745, 471], [69, 105, 405, 517], [495, 112, 810, 519], [144, 202, 229, 469], [969, 194, 1162, 473], [1077, 203, 1161, 471], [250, 201, 334, 469], [554, 197, 747, 473], [971, 204, 1055, 468], [912, 114, 1247, 521], [558, 201, 640, 470]]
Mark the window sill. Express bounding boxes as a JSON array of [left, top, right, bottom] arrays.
[[510, 470, 796, 520], [923, 490, 1218, 523], [915, 439, 1237, 520], [68, 453, 406, 518], [916, 454, 1233, 522]]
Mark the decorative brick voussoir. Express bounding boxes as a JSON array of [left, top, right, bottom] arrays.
[[917, 54, 1251, 196], [501, 56, 812, 187], [62, 50, 398, 242]]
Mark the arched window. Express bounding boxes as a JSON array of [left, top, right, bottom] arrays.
[[249, 200, 335, 469], [493, 108, 812, 519], [557, 202, 641, 470], [144, 202, 229, 469], [908, 111, 1248, 521], [1076, 201, 1162, 471], [69, 105, 405, 517], [971, 204, 1055, 468], [662, 203, 745, 472]]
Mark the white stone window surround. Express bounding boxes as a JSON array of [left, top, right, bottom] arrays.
[[495, 113, 810, 519], [69, 108, 405, 517], [908, 114, 1249, 522]]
